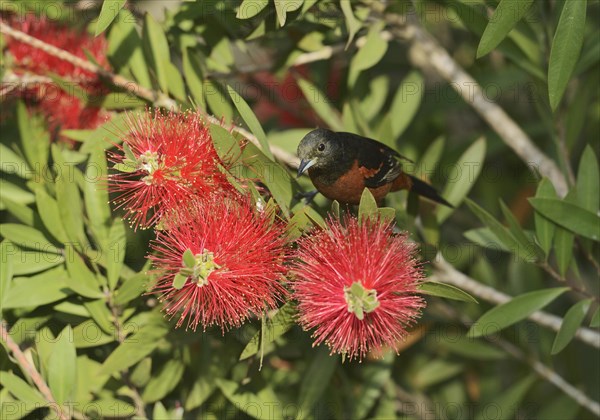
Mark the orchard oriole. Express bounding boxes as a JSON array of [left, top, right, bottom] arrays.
[[297, 128, 452, 207]]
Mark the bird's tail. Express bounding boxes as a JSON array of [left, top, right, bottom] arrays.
[[407, 175, 454, 208]]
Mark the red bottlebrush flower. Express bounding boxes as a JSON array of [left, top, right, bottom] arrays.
[[108, 110, 237, 229], [149, 197, 288, 331], [292, 215, 425, 361], [4, 15, 109, 134]]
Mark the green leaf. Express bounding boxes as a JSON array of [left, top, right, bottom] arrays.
[[0, 143, 31, 179], [590, 307, 600, 328], [209, 124, 242, 163], [441, 335, 507, 360], [412, 360, 463, 390], [537, 394, 581, 420], [477, 0, 534, 58], [239, 142, 293, 216], [182, 48, 206, 110], [437, 138, 486, 223], [297, 78, 344, 131], [499, 200, 543, 261], [0, 371, 47, 406], [153, 402, 169, 420], [84, 399, 136, 418], [84, 299, 114, 335], [239, 303, 295, 360], [52, 145, 88, 249], [73, 320, 114, 348], [65, 253, 103, 298], [475, 375, 536, 420], [469, 287, 569, 337], [107, 10, 152, 89], [10, 245, 64, 276], [378, 207, 396, 224], [95, 0, 127, 35], [216, 378, 283, 420], [351, 353, 394, 419], [172, 273, 188, 290], [419, 281, 478, 303], [84, 145, 111, 246], [533, 178, 557, 256], [227, 85, 274, 160], [35, 189, 68, 244], [466, 199, 538, 262], [273, 0, 301, 26], [236, 0, 269, 19], [554, 226, 575, 276], [551, 299, 592, 354], [389, 71, 424, 141], [130, 358, 152, 388], [114, 271, 148, 306], [464, 227, 509, 252], [529, 198, 600, 241], [143, 13, 170, 93], [142, 359, 185, 403], [415, 136, 445, 178], [48, 325, 77, 404], [106, 219, 126, 290], [358, 188, 378, 222], [97, 92, 147, 109], [204, 80, 234, 122], [0, 224, 61, 254], [548, 0, 587, 110], [1, 197, 35, 226], [3, 267, 71, 309], [348, 22, 388, 86], [0, 241, 14, 313], [0, 179, 34, 206], [17, 101, 49, 172], [101, 325, 168, 375], [340, 0, 361, 49], [576, 146, 599, 213], [298, 347, 337, 415]]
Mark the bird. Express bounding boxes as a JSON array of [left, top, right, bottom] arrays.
[[296, 128, 452, 207]]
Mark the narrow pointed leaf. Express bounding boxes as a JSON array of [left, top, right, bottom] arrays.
[[576, 146, 599, 213], [227, 85, 273, 160], [548, 0, 587, 110], [551, 299, 592, 354], [95, 0, 127, 35], [419, 281, 478, 303], [529, 198, 600, 241], [48, 325, 77, 404], [469, 288, 569, 337], [437, 138, 486, 223], [477, 0, 535, 58]]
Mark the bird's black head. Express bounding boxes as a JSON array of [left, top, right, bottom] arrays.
[[296, 128, 342, 177]]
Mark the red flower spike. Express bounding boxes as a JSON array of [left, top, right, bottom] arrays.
[[149, 198, 288, 331], [292, 215, 426, 361], [4, 15, 109, 134], [108, 110, 237, 229]]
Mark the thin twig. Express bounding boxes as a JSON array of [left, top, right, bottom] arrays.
[[496, 338, 600, 417], [538, 261, 599, 303], [431, 254, 600, 349], [0, 20, 300, 168], [107, 294, 147, 419], [0, 320, 69, 420], [436, 303, 600, 417]]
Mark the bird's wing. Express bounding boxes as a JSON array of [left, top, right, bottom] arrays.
[[341, 132, 408, 188]]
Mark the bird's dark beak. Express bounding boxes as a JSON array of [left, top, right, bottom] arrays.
[[297, 158, 316, 177]]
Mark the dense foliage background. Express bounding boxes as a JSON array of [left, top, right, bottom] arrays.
[[1, 0, 599, 419]]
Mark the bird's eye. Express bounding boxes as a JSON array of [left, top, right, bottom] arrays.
[[317, 143, 325, 152]]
